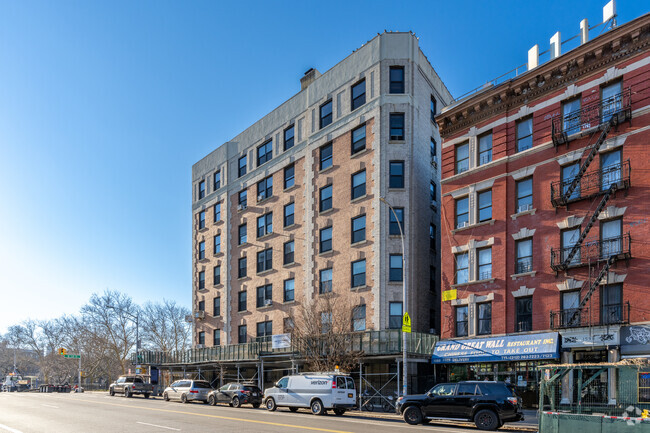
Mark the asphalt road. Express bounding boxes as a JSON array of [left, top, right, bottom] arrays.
[[0, 392, 533, 433]]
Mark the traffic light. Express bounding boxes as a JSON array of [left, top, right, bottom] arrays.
[[58, 348, 67, 356]]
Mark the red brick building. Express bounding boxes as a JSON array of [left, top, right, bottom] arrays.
[[435, 13, 650, 405]]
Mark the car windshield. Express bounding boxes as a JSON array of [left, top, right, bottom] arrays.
[[429, 384, 456, 396], [193, 381, 212, 389], [133, 378, 143, 383]]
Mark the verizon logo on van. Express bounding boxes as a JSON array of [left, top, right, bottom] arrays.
[[310, 380, 328, 385]]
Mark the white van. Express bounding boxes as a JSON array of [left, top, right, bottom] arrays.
[[263, 373, 357, 415]]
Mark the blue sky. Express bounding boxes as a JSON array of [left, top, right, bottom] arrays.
[[0, 0, 646, 332]]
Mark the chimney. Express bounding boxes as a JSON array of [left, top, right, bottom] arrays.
[[300, 68, 321, 91]]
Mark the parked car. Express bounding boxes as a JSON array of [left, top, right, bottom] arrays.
[[263, 373, 356, 416], [109, 375, 154, 398], [162, 380, 212, 404], [395, 381, 524, 431], [207, 382, 263, 408]]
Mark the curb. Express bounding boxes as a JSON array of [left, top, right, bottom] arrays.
[[347, 411, 538, 431]]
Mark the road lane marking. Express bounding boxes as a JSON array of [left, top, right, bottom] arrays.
[[41, 397, 352, 433], [136, 422, 180, 431], [0, 424, 24, 433], [41, 404, 59, 408]]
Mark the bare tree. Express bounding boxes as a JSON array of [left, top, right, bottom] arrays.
[[140, 300, 191, 353], [289, 293, 363, 372]]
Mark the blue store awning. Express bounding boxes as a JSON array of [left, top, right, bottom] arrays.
[[432, 332, 560, 364]]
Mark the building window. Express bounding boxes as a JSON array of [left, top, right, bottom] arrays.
[[214, 203, 221, 222], [351, 124, 366, 154], [455, 252, 468, 284], [238, 224, 247, 245], [257, 248, 272, 273], [351, 214, 366, 244], [352, 304, 366, 331], [238, 189, 247, 208], [601, 81, 623, 122], [284, 125, 294, 151], [213, 235, 221, 254], [477, 190, 492, 222], [198, 331, 205, 345], [257, 176, 273, 201], [213, 296, 220, 316], [198, 241, 206, 260], [238, 291, 247, 312], [198, 180, 205, 200], [430, 138, 437, 159], [562, 97, 582, 135], [516, 297, 532, 332], [238, 155, 247, 178], [256, 213, 273, 238], [284, 202, 295, 227], [477, 247, 492, 280], [478, 132, 492, 166], [321, 312, 332, 334], [351, 79, 366, 111], [429, 224, 436, 250], [478, 303, 492, 335], [389, 66, 404, 93], [429, 266, 436, 292], [319, 184, 333, 212], [562, 163, 581, 200], [601, 149, 622, 191], [284, 164, 295, 189], [257, 140, 273, 166], [516, 177, 533, 213], [319, 268, 333, 294], [455, 197, 469, 228], [213, 265, 221, 285], [389, 302, 403, 329], [389, 207, 404, 235], [284, 278, 295, 302], [430, 95, 437, 121], [389, 161, 404, 189], [257, 321, 272, 341], [389, 254, 403, 282], [256, 284, 272, 308], [601, 284, 622, 324], [320, 100, 332, 129], [430, 182, 436, 203], [238, 325, 247, 344], [601, 218, 622, 257], [198, 271, 205, 290], [351, 170, 366, 200], [456, 142, 469, 174], [319, 226, 332, 253], [214, 171, 221, 190], [320, 142, 333, 170], [389, 113, 404, 140], [515, 239, 533, 274], [561, 291, 580, 327], [351, 259, 366, 288], [456, 306, 468, 337], [561, 228, 581, 265], [198, 300, 205, 312], [283, 240, 294, 265], [238, 257, 247, 278], [517, 117, 533, 152], [198, 211, 206, 229], [213, 329, 220, 346]]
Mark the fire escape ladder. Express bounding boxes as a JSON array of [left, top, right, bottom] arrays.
[[561, 116, 617, 203], [569, 256, 617, 328], [560, 182, 619, 269]]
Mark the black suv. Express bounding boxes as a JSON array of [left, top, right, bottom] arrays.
[[395, 381, 523, 431], [207, 382, 263, 408]]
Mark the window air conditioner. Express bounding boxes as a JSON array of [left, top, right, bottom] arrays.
[[264, 299, 273, 306], [518, 203, 533, 213], [258, 194, 265, 202], [237, 204, 247, 211], [196, 344, 204, 349], [194, 311, 205, 320]]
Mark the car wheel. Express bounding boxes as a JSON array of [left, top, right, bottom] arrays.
[[181, 394, 188, 404], [144, 393, 150, 399], [311, 399, 325, 416], [403, 406, 423, 425], [232, 396, 241, 408], [475, 409, 499, 431], [124, 389, 131, 398], [109, 388, 115, 396], [265, 398, 277, 411], [252, 403, 261, 409], [333, 408, 345, 416], [163, 392, 169, 401], [208, 395, 216, 406], [289, 407, 299, 412]]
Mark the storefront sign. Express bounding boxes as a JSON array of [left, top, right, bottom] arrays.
[[272, 333, 291, 349], [621, 325, 650, 356], [560, 327, 619, 348], [431, 332, 559, 364]]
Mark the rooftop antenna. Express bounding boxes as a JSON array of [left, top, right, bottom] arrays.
[[603, 0, 617, 28]]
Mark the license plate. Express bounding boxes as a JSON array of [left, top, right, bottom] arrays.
[[252, 393, 258, 396], [348, 393, 353, 398]]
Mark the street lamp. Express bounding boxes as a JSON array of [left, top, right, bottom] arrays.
[[380, 197, 407, 397]]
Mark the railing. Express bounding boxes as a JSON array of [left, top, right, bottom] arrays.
[[131, 330, 438, 366], [550, 233, 631, 271], [551, 89, 631, 147], [550, 160, 631, 207], [549, 302, 630, 329]]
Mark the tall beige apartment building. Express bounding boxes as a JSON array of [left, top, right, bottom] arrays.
[[191, 32, 452, 347]]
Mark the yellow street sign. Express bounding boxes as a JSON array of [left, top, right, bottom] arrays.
[[442, 289, 457, 302], [402, 312, 411, 333]]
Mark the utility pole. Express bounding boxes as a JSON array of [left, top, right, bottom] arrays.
[[78, 343, 81, 391]]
